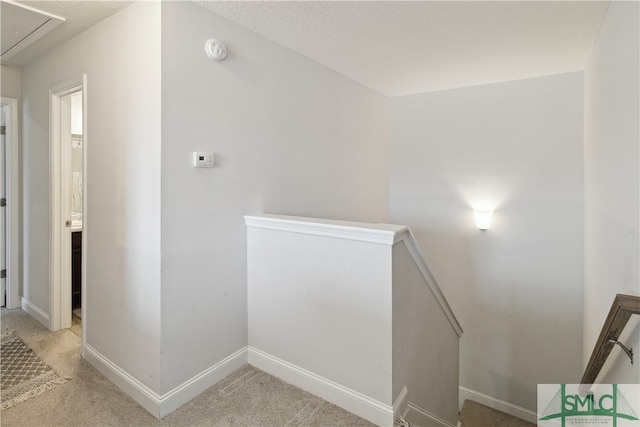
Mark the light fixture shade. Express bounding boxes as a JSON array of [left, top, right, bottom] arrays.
[[474, 210, 493, 230]]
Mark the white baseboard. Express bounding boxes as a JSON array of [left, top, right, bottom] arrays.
[[394, 386, 458, 427], [459, 386, 538, 424], [393, 386, 409, 419], [84, 343, 162, 416], [157, 346, 248, 417], [405, 402, 458, 427], [248, 346, 393, 426], [84, 344, 248, 418], [21, 297, 49, 329]]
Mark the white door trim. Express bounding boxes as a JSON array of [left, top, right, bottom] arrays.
[[0, 97, 20, 309], [49, 76, 86, 331]]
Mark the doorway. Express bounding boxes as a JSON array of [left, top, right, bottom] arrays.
[[0, 97, 20, 309], [69, 92, 83, 335], [49, 77, 86, 338]]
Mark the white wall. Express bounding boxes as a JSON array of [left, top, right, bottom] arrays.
[[18, 0, 635, 418], [159, 1, 389, 394], [21, 2, 162, 392], [70, 93, 83, 174], [1, 65, 21, 99], [247, 224, 393, 403], [390, 72, 584, 411], [393, 242, 459, 425], [584, 1, 640, 383], [70, 92, 82, 135], [245, 215, 401, 425]]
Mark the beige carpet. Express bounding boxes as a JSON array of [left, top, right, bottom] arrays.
[[2, 309, 538, 427], [458, 400, 536, 427], [0, 308, 373, 427]]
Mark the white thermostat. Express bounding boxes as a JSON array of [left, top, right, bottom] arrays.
[[193, 151, 215, 168]]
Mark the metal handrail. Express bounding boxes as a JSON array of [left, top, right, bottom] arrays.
[[580, 293, 640, 389]]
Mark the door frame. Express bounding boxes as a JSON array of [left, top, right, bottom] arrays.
[[49, 76, 86, 331], [0, 97, 20, 309]]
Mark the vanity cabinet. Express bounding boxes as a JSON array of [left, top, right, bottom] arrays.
[[72, 231, 82, 310]]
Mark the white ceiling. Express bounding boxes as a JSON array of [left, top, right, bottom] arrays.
[[2, 1, 610, 96], [1, 1, 63, 61], [196, 1, 611, 96], [0, 0, 132, 67]]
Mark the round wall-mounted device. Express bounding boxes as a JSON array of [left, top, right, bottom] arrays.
[[205, 39, 227, 60]]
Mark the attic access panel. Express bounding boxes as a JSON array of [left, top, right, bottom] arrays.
[[1, 0, 64, 61]]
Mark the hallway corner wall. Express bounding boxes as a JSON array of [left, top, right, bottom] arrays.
[[159, 0, 389, 396], [20, 1, 162, 393]]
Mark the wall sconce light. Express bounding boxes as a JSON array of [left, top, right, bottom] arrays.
[[474, 210, 493, 231], [205, 39, 227, 60]]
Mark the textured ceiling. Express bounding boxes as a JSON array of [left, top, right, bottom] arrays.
[[2, 1, 611, 96], [196, 1, 611, 96], [1, 0, 132, 67]]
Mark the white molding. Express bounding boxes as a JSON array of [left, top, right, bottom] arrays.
[[84, 343, 161, 417], [1, 97, 20, 309], [80, 85, 88, 351], [393, 386, 409, 419], [157, 346, 248, 418], [395, 386, 457, 427], [1, 0, 65, 20], [245, 214, 407, 245], [406, 402, 458, 427], [398, 231, 463, 337], [49, 76, 85, 332], [248, 346, 393, 426], [245, 214, 462, 337], [459, 386, 538, 424], [21, 297, 49, 328], [84, 343, 248, 419]]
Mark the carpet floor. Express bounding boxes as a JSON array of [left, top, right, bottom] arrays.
[[0, 308, 373, 427], [458, 400, 536, 427], [1, 332, 70, 411], [1, 309, 537, 427]]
